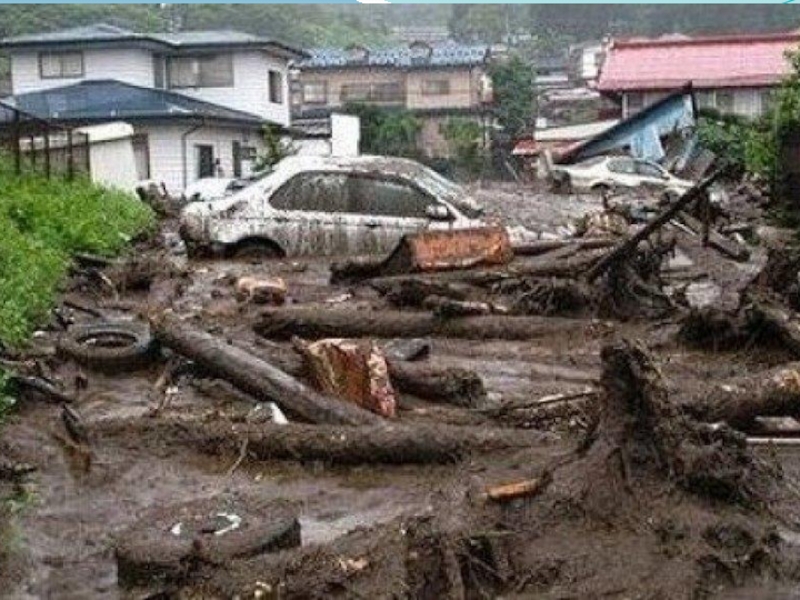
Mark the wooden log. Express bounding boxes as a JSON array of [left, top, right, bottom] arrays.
[[748, 303, 800, 358], [151, 313, 381, 426], [243, 338, 485, 407], [255, 307, 593, 342], [687, 361, 800, 430], [586, 167, 726, 282], [94, 417, 550, 465], [512, 237, 616, 257], [677, 211, 750, 262]]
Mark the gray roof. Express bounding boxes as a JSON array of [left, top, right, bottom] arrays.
[[299, 43, 489, 70], [0, 23, 306, 59], [9, 79, 266, 126]]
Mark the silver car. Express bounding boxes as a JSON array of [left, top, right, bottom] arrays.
[[552, 156, 694, 197], [179, 155, 487, 258]]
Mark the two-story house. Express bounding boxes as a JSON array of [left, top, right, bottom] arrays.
[[0, 24, 305, 193], [598, 32, 800, 119], [292, 41, 491, 158]]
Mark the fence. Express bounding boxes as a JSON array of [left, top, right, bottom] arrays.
[[0, 101, 90, 179]]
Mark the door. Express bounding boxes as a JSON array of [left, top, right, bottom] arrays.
[[131, 134, 150, 180], [345, 174, 434, 255], [196, 145, 214, 179], [267, 171, 352, 256]]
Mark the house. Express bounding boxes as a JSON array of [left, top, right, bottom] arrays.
[[0, 24, 305, 193], [568, 41, 604, 85], [598, 32, 800, 119], [292, 41, 491, 158]]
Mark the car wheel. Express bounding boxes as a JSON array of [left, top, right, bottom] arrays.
[[230, 240, 282, 260], [57, 321, 158, 372], [591, 183, 612, 196]]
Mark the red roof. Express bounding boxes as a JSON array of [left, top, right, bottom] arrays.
[[598, 32, 800, 92]]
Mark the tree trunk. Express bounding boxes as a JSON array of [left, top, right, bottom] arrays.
[[94, 417, 549, 465], [687, 361, 800, 429], [512, 237, 616, 257], [151, 313, 381, 426], [255, 307, 590, 342]]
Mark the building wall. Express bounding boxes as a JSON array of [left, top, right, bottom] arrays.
[[11, 48, 154, 94], [88, 137, 139, 192], [622, 86, 773, 119], [177, 50, 291, 126], [135, 123, 265, 194], [297, 67, 404, 111]]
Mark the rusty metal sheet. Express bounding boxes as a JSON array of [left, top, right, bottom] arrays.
[[384, 226, 513, 275], [296, 338, 396, 418]]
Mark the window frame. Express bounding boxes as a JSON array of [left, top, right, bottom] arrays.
[[269, 171, 350, 213], [167, 54, 234, 89], [346, 173, 436, 219], [302, 81, 328, 105], [268, 69, 284, 104], [421, 79, 450, 96], [38, 51, 84, 79]]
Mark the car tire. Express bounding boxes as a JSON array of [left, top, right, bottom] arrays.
[[591, 183, 612, 196], [230, 240, 282, 260], [57, 321, 158, 372]]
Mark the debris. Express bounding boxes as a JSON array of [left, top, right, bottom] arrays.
[[512, 237, 616, 257], [481, 473, 552, 503], [293, 338, 397, 418], [423, 296, 493, 318], [235, 276, 287, 305], [382, 338, 431, 362], [9, 374, 75, 405], [256, 307, 594, 342], [57, 321, 158, 373], [677, 211, 750, 261], [388, 362, 487, 408], [151, 312, 381, 426]]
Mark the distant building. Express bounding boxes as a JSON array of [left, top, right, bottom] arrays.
[[568, 41, 604, 85], [598, 32, 799, 119], [392, 26, 451, 45], [0, 23, 305, 192], [292, 41, 492, 158]]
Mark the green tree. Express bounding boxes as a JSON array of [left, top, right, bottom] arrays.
[[254, 124, 296, 173], [346, 104, 421, 158], [440, 117, 484, 178], [488, 55, 535, 139]]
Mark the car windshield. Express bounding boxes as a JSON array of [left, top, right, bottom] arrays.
[[415, 165, 484, 218], [573, 156, 606, 169]]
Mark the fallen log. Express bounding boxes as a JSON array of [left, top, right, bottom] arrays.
[[94, 418, 552, 465], [586, 167, 725, 283], [512, 237, 616, 257], [255, 307, 593, 342], [677, 211, 750, 262], [151, 313, 381, 426], [747, 303, 800, 358], [243, 338, 485, 406], [687, 361, 800, 430]]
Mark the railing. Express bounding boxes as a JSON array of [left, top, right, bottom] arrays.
[[0, 101, 90, 179]]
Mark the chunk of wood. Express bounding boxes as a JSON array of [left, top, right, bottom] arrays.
[[255, 307, 593, 342], [150, 313, 381, 426], [748, 303, 800, 358], [481, 473, 552, 503], [512, 237, 616, 257], [677, 211, 750, 261]]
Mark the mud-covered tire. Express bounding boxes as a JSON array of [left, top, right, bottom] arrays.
[[57, 321, 158, 372], [230, 239, 283, 260]]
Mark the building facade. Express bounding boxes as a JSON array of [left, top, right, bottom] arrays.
[[1, 24, 304, 193], [292, 42, 491, 158], [598, 32, 799, 119]]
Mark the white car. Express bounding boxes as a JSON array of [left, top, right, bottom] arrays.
[[182, 177, 249, 203], [552, 156, 694, 197], [179, 155, 488, 258]]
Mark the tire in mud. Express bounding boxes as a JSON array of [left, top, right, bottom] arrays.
[[57, 321, 158, 372]]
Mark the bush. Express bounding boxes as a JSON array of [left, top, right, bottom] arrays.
[[344, 104, 422, 158], [697, 111, 776, 180], [0, 160, 154, 346]]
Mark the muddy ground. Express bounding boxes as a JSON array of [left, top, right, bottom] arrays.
[[3, 182, 800, 599]]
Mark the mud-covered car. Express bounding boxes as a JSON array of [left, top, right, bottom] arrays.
[[551, 156, 694, 197], [179, 155, 489, 258], [182, 177, 249, 203]]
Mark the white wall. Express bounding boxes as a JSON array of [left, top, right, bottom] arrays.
[[330, 113, 360, 157], [76, 122, 139, 191], [135, 123, 265, 194], [11, 48, 153, 94], [176, 51, 291, 126]]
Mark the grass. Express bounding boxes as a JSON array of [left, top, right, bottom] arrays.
[[0, 159, 155, 347]]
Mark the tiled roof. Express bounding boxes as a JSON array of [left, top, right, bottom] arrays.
[[598, 32, 800, 92], [0, 22, 305, 58], [10, 79, 265, 125], [299, 43, 489, 70]]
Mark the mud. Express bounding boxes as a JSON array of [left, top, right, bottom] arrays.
[[2, 182, 800, 598]]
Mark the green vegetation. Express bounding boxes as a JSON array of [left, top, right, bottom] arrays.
[[0, 161, 154, 346], [441, 118, 485, 179], [697, 111, 776, 180], [345, 104, 422, 159], [488, 55, 535, 139], [254, 124, 297, 173]]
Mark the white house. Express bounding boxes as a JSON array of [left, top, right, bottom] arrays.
[[0, 24, 305, 193]]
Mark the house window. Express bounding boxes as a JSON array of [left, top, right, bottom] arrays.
[[153, 55, 166, 89], [716, 90, 735, 113], [626, 92, 644, 114], [168, 54, 233, 88], [341, 83, 370, 103], [422, 79, 450, 96], [696, 91, 715, 110], [372, 82, 403, 103], [39, 52, 83, 79], [269, 70, 283, 104], [196, 145, 215, 179], [302, 81, 327, 105]]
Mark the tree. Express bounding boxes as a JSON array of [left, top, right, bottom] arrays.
[[345, 104, 421, 158], [440, 118, 484, 179], [253, 124, 296, 173], [488, 55, 535, 139]]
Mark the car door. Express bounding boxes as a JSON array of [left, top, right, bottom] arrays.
[[345, 174, 436, 255], [266, 171, 353, 256]]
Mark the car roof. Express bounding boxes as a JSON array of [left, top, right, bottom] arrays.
[[276, 154, 427, 178]]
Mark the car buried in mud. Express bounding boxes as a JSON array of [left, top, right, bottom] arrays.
[[179, 155, 490, 258]]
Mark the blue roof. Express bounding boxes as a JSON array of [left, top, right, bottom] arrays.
[[300, 43, 489, 70], [9, 80, 265, 125]]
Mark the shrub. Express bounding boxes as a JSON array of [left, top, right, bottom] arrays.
[[0, 160, 154, 346]]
